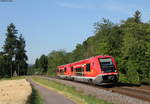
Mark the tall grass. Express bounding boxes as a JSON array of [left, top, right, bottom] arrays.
[[27, 87, 43, 104]]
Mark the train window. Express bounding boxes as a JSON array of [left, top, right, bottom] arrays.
[[76, 68, 80, 72], [60, 70, 63, 73], [64, 67, 66, 72], [86, 64, 90, 72], [71, 67, 73, 72], [75, 67, 84, 72], [99, 58, 116, 73], [75, 67, 84, 76]]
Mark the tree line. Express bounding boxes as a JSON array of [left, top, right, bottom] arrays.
[[28, 54, 48, 75], [29, 11, 150, 84], [0, 23, 28, 77]]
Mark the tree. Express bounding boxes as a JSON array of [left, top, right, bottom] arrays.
[[3, 23, 18, 77], [47, 50, 68, 76], [134, 10, 142, 23], [2, 23, 28, 77], [35, 58, 39, 69], [15, 34, 28, 75], [38, 55, 48, 73], [93, 18, 114, 56], [120, 11, 149, 83], [0, 53, 5, 77], [94, 18, 113, 33], [72, 44, 84, 61]]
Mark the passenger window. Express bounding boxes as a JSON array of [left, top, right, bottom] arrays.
[[71, 67, 73, 72], [75, 67, 84, 76], [60, 69, 64, 74], [64, 67, 66, 72], [86, 64, 90, 72], [75, 67, 83, 72]]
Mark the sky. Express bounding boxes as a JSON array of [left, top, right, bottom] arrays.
[[0, 0, 150, 64]]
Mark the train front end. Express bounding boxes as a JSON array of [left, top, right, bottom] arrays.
[[93, 56, 119, 84]]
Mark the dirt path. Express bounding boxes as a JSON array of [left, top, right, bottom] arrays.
[[28, 79, 75, 104]]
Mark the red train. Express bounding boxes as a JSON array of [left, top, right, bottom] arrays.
[[56, 55, 119, 84]]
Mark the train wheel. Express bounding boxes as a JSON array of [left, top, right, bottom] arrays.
[[88, 79, 93, 85], [71, 77, 74, 81]]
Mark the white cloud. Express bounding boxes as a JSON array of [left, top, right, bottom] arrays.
[[55, 1, 98, 10], [56, 2, 84, 9], [102, 0, 140, 14], [55, 0, 144, 16]]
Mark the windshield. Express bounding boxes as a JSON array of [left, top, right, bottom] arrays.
[[99, 58, 116, 73]]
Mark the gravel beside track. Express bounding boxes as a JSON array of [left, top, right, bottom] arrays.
[[41, 77, 150, 104], [96, 86, 150, 102], [107, 87, 150, 102]]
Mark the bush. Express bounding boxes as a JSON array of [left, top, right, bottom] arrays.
[[126, 61, 140, 84], [119, 73, 129, 83]]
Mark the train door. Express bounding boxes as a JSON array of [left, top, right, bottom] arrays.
[[85, 63, 91, 76], [70, 66, 74, 75]]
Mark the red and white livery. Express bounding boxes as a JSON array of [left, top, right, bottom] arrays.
[[57, 55, 119, 84]]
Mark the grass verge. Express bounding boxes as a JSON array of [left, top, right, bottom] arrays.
[[32, 77, 112, 104], [0, 76, 27, 80], [27, 86, 43, 104]]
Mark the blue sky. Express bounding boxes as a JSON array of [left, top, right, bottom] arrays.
[[0, 0, 150, 64]]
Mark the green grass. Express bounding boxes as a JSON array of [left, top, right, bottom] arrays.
[[27, 86, 43, 104], [32, 77, 112, 104], [0, 76, 27, 80]]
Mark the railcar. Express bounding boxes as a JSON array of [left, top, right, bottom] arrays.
[[56, 55, 119, 84]]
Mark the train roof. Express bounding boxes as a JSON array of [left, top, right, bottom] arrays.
[[57, 55, 112, 68]]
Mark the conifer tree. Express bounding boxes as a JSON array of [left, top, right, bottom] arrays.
[[3, 23, 18, 77], [15, 34, 28, 75], [134, 10, 141, 23], [35, 58, 39, 69], [38, 55, 48, 73]]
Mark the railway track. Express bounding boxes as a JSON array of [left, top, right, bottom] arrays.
[[39, 76, 150, 102], [96, 83, 150, 102], [97, 86, 150, 102]]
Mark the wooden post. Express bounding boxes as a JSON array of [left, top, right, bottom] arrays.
[[18, 64, 19, 76], [11, 63, 12, 78]]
